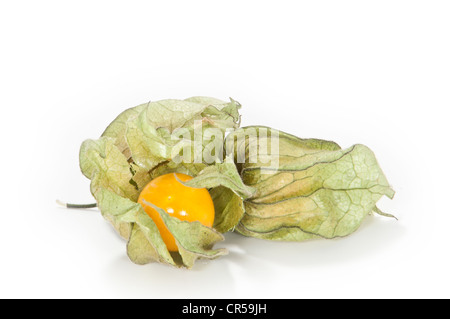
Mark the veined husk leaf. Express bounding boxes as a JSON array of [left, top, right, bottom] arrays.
[[182, 156, 256, 233], [226, 126, 395, 241], [142, 200, 228, 268], [79, 97, 241, 268]]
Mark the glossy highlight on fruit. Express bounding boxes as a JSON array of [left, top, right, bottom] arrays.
[[138, 173, 215, 252]]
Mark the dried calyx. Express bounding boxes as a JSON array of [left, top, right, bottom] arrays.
[[77, 97, 395, 269]]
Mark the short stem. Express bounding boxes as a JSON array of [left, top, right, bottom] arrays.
[[373, 206, 397, 220], [56, 200, 98, 209]]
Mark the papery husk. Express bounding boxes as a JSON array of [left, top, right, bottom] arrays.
[[226, 126, 395, 241]]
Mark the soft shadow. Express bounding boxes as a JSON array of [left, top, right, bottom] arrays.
[[101, 217, 405, 298], [223, 216, 406, 269], [102, 250, 237, 298]]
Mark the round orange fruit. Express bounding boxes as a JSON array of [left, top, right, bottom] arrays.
[[137, 173, 215, 252]]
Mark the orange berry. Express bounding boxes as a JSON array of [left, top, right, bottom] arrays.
[[137, 173, 215, 252]]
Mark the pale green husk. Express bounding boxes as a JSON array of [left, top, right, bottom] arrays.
[[226, 126, 395, 241], [79, 97, 395, 268], [80, 97, 243, 268]]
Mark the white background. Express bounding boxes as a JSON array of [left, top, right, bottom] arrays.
[[1, 1, 449, 299]]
